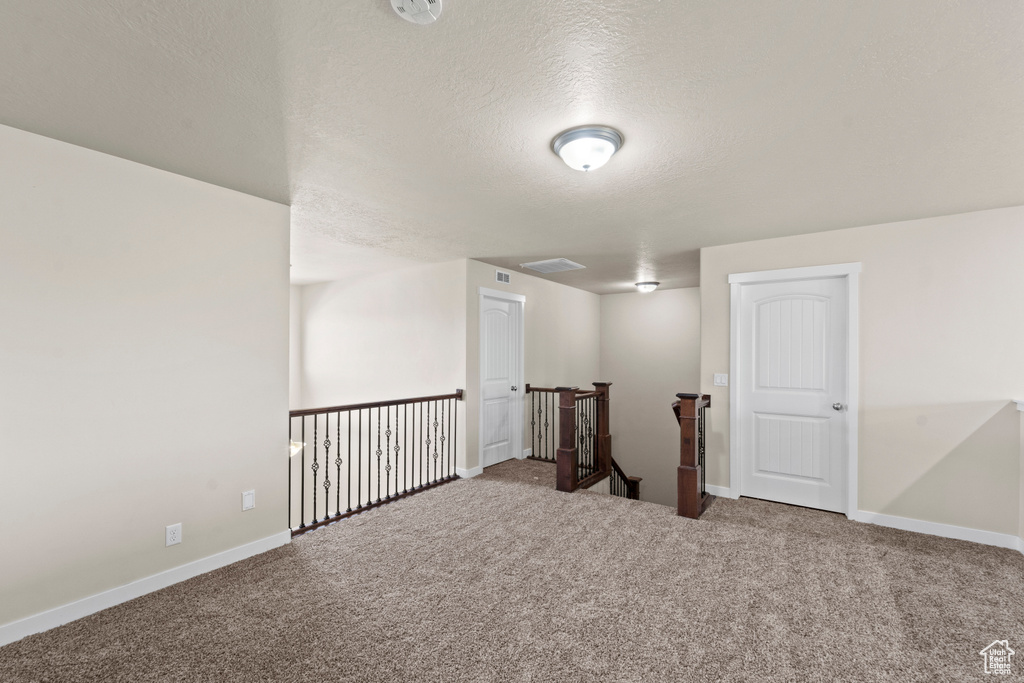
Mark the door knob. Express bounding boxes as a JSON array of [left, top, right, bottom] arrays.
[[511, 386, 517, 392], [832, 402, 843, 411]]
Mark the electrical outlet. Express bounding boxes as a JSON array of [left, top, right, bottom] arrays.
[[242, 490, 255, 511], [165, 523, 182, 547]]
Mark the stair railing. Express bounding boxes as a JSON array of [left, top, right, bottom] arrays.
[[673, 393, 712, 518], [288, 389, 464, 536]]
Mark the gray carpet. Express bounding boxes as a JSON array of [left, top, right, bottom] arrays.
[[1, 458, 1022, 682]]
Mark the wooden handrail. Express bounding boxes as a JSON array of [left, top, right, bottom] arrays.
[[674, 393, 712, 519], [290, 389, 464, 417]]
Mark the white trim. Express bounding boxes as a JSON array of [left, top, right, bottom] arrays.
[[0, 530, 291, 647], [1014, 399, 1024, 412], [728, 262, 862, 285], [521, 448, 532, 459], [728, 262, 862, 517], [706, 484, 739, 499], [477, 286, 525, 303], [456, 465, 483, 478], [846, 270, 860, 517], [851, 510, 1022, 552], [729, 281, 740, 494], [478, 288, 525, 471]]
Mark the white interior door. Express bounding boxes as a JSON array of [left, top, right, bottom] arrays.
[[735, 273, 851, 513], [480, 290, 523, 468]]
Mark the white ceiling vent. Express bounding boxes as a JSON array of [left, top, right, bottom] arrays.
[[391, 0, 442, 25], [519, 258, 586, 274], [495, 270, 511, 284]]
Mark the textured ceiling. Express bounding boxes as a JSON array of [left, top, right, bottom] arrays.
[[2, 1, 1023, 292]]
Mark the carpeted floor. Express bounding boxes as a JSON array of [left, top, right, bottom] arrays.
[[1, 459, 1022, 681]]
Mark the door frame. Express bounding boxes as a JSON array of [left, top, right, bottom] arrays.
[[478, 286, 526, 468], [728, 262, 861, 518]]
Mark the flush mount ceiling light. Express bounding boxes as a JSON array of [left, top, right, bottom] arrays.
[[551, 125, 623, 172], [636, 281, 660, 293]]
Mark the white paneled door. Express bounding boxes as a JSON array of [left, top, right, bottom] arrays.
[[735, 273, 852, 513], [479, 289, 523, 468]]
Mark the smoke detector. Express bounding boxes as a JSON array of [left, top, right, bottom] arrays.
[[391, 0, 442, 25]]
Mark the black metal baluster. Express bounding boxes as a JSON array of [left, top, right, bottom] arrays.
[[288, 417, 293, 530], [357, 409, 362, 510], [432, 400, 440, 482], [544, 393, 550, 460], [438, 400, 446, 481], [392, 407, 400, 496], [424, 402, 432, 483], [376, 407, 382, 503], [322, 414, 332, 521], [530, 392, 535, 458], [385, 405, 392, 499], [347, 411, 352, 513], [452, 396, 458, 478], [311, 415, 319, 526], [403, 404, 408, 494], [420, 402, 425, 488], [336, 412, 342, 516], [300, 417, 306, 529], [447, 397, 453, 478]]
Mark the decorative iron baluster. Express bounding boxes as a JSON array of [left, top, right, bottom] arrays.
[[530, 392, 535, 458], [347, 411, 352, 513], [288, 417, 293, 530], [392, 408, 400, 496], [300, 417, 306, 529], [385, 405, 392, 499], [424, 402, 431, 484], [335, 412, 342, 516], [322, 413, 332, 521], [419, 403, 423, 489], [699, 405, 706, 498], [357, 409, 362, 509], [544, 393, 551, 460], [452, 397, 457, 478], [311, 415, 319, 526], [432, 401, 440, 481], [438, 400, 446, 481], [375, 407, 383, 503], [403, 404, 408, 493]]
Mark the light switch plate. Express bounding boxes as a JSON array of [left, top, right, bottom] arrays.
[[242, 490, 255, 511], [714, 373, 729, 387]]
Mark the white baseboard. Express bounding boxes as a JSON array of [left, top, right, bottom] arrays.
[[0, 530, 291, 647], [706, 484, 738, 499], [520, 448, 532, 460], [456, 465, 483, 478], [850, 510, 1022, 552]]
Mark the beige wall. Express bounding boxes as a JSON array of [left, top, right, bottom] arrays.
[[701, 206, 1024, 535], [0, 125, 290, 626], [298, 260, 467, 460], [1020, 405, 1024, 543], [600, 288, 701, 507], [289, 285, 303, 411], [465, 260, 600, 471]]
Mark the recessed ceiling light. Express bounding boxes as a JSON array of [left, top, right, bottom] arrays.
[[636, 281, 660, 293], [551, 126, 623, 172]]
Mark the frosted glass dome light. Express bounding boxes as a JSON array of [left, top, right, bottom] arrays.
[[551, 126, 623, 172], [635, 282, 660, 293]]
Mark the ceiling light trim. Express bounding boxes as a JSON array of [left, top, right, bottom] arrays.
[[551, 125, 623, 172]]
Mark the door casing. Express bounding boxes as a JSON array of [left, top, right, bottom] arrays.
[[729, 262, 861, 518]]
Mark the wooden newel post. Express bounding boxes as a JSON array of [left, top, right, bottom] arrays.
[[675, 393, 712, 519], [555, 387, 579, 492], [593, 382, 612, 477]]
